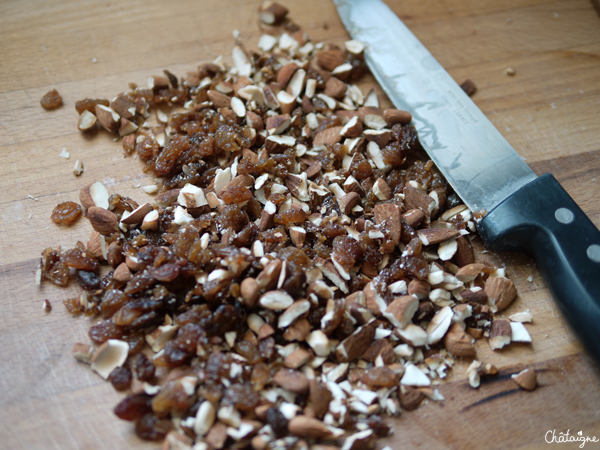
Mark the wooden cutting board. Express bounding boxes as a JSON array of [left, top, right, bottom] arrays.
[[1, 0, 600, 449]]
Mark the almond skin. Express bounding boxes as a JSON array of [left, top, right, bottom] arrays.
[[95, 104, 120, 133], [87, 206, 118, 235], [240, 277, 260, 307], [273, 369, 309, 394], [316, 49, 344, 71], [87, 231, 104, 260], [276, 62, 298, 89], [79, 184, 95, 210], [485, 277, 518, 311], [113, 262, 132, 283], [288, 416, 334, 440], [106, 241, 124, 268], [313, 126, 342, 146], [120, 203, 153, 225], [443, 322, 476, 357], [207, 90, 231, 108], [383, 108, 412, 126]]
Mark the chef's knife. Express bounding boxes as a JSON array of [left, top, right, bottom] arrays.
[[334, 0, 600, 361]]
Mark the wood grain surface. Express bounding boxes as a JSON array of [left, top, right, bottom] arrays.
[[1, 0, 600, 449]]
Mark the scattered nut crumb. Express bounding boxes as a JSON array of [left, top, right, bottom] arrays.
[[505, 67, 516, 76], [73, 159, 84, 176], [58, 148, 70, 159], [142, 185, 158, 194], [43, 299, 52, 312]]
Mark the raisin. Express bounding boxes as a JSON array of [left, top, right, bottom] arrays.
[[51, 201, 82, 225], [159, 323, 205, 368], [45, 261, 70, 287], [113, 303, 145, 326], [400, 219, 418, 245], [231, 223, 258, 248], [380, 141, 404, 167], [114, 394, 153, 421], [250, 363, 271, 391], [61, 247, 98, 271], [101, 289, 130, 318], [40, 89, 63, 109], [122, 332, 146, 354], [109, 366, 132, 391], [134, 353, 156, 382], [321, 222, 346, 239], [63, 297, 84, 315], [154, 135, 190, 176], [332, 236, 363, 271], [206, 304, 240, 337], [205, 352, 232, 383], [151, 381, 194, 416], [135, 413, 172, 441], [75, 98, 109, 114], [148, 263, 180, 282], [136, 137, 159, 161], [76, 270, 101, 290], [274, 208, 306, 225], [216, 204, 248, 232], [198, 385, 223, 404], [32, 20, 506, 446], [224, 383, 260, 411], [352, 159, 372, 180], [258, 337, 276, 360], [175, 304, 211, 326], [89, 319, 125, 345], [124, 271, 156, 295], [234, 341, 262, 365], [219, 185, 252, 204], [266, 407, 289, 438]]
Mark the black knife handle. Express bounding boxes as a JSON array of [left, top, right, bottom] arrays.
[[478, 173, 600, 362]]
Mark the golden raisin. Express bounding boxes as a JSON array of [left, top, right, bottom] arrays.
[[219, 185, 252, 204], [40, 89, 63, 109], [75, 98, 109, 114], [274, 208, 306, 225], [50, 201, 82, 225]]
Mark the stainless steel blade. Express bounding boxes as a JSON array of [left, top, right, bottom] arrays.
[[334, 0, 537, 213]]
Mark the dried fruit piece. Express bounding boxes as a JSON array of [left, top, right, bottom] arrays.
[[51, 201, 82, 225], [40, 89, 63, 109]]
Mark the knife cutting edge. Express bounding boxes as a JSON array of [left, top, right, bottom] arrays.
[[334, 0, 600, 362]]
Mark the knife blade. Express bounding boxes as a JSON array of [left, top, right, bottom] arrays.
[[334, 0, 600, 361]]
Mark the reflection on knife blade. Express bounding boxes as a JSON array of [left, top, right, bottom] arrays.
[[334, 0, 537, 213]]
